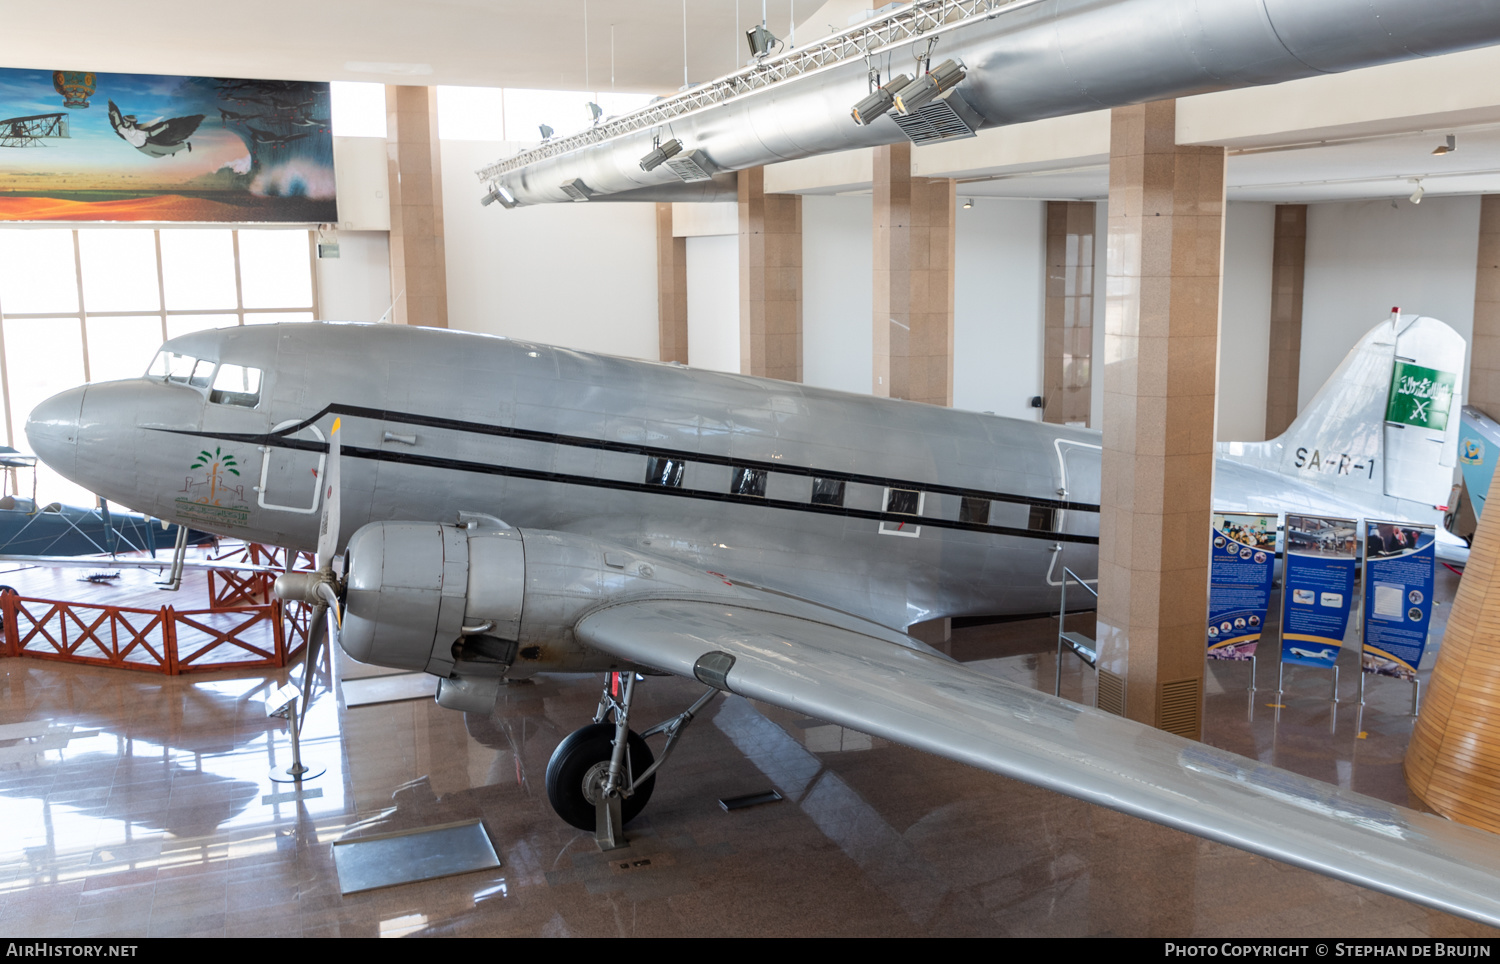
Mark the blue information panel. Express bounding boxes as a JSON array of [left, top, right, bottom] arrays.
[[1207, 512, 1277, 661], [1280, 514, 1357, 668], [1361, 521, 1437, 681]]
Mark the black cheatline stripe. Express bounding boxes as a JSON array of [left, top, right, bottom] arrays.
[[159, 426, 1098, 545], [177, 402, 1102, 514], [354, 443, 1100, 545]]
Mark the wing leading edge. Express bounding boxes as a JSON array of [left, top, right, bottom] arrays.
[[576, 597, 1500, 927]]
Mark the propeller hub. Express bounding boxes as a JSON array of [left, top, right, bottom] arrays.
[[274, 571, 330, 605]]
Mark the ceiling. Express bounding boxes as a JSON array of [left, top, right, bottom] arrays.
[[3, 1, 836, 93], [7, 1, 1499, 204]]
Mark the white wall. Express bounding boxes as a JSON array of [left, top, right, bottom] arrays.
[[440, 139, 660, 360], [685, 235, 741, 374], [953, 198, 1046, 419], [1301, 196, 1480, 410], [316, 231, 392, 323], [1216, 202, 1275, 442], [802, 194, 874, 395]]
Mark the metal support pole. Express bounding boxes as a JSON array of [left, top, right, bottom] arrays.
[[1411, 677, 1422, 717]]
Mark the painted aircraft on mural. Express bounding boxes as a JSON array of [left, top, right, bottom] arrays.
[[22, 313, 1500, 926]]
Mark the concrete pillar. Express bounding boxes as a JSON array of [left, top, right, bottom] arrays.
[[1469, 195, 1500, 418], [1264, 204, 1307, 438], [1407, 465, 1500, 833], [1094, 100, 1226, 738], [656, 203, 688, 364], [738, 168, 802, 381], [1044, 201, 1097, 425], [873, 143, 955, 406], [384, 86, 447, 329]]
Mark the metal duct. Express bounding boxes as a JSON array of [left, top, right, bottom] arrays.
[[479, 0, 1500, 206]]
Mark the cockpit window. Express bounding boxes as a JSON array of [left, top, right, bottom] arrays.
[[148, 351, 225, 393], [209, 364, 262, 407]]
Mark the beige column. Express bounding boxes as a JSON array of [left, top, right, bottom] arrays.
[[1469, 195, 1500, 418], [656, 203, 688, 364], [1094, 100, 1225, 738], [385, 86, 447, 328], [872, 143, 956, 406], [1407, 466, 1500, 833], [738, 168, 802, 381], [1043, 201, 1097, 425], [1264, 204, 1307, 438]]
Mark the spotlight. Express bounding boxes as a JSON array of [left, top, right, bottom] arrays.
[[963, 198, 973, 209], [1432, 134, 1457, 156], [587, 102, 603, 124], [893, 60, 966, 115], [1409, 179, 1425, 204], [482, 184, 518, 209], [850, 74, 912, 126], [746, 23, 779, 59], [539, 123, 555, 140], [639, 138, 684, 172]]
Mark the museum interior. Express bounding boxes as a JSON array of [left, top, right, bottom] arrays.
[[4, 0, 1500, 938]]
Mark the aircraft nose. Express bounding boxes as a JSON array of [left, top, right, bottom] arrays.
[[25, 385, 85, 477]]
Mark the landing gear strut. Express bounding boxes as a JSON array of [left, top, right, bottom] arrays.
[[544, 671, 720, 847]]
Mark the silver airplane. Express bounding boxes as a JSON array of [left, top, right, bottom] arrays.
[[23, 312, 1500, 925]]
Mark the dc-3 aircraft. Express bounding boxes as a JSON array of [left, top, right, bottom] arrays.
[[24, 311, 1500, 926]]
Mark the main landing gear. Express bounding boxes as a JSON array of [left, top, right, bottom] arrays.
[[545, 671, 719, 848]]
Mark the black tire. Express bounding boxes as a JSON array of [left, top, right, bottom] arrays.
[[545, 722, 655, 831]]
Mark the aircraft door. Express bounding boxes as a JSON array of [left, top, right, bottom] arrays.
[[257, 420, 326, 513]]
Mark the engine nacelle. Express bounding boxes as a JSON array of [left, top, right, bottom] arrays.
[[339, 520, 739, 712], [341, 521, 525, 678]]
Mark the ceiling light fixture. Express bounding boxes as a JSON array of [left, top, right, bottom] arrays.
[[538, 124, 555, 140], [746, 23, 780, 59], [851, 73, 912, 126], [1432, 134, 1457, 156], [893, 60, 967, 115], [963, 198, 973, 209], [587, 102, 603, 124], [639, 138, 683, 172], [1409, 178, 1425, 204]]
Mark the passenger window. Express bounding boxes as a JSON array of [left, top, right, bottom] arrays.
[[1028, 505, 1057, 532], [885, 488, 920, 515], [210, 364, 263, 407], [960, 497, 991, 525], [645, 456, 684, 488], [731, 466, 766, 497], [880, 487, 924, 537], [811, 478, 845, 507]]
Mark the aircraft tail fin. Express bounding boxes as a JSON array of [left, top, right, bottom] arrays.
[[1225, 314, 1464, 508]]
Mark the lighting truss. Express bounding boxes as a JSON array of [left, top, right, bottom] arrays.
[[477, 0, 1017, 183]]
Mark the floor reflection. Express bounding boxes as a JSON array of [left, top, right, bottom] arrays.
[[0, 572, 1494, 936]]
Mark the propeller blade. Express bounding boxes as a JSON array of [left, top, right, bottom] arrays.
[[315, 417, 342, 570], [316, 580, 341, 631], [300, 599, 328, 726]]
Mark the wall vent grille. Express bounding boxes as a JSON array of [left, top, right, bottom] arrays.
[[1097, 669, 1125, 716]]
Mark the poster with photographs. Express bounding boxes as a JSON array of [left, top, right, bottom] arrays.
[[0, 69, 335, 222], [1279, 515, 1357, 669], [1361, 521, 1436, 681], [1207, 512, 1277, 660]]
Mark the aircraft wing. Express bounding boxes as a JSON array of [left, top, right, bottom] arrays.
[[576, 595, 1500, 927], [0, 555, 279, 573]]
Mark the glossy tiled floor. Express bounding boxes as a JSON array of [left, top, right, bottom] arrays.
[[0, 568, 1494, 937]]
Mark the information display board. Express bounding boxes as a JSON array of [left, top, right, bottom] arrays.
[[1279, 514, 1358, 668], [1361, 521, 1437, 681], [1207, 512, 1277, 661]]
